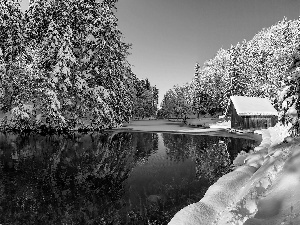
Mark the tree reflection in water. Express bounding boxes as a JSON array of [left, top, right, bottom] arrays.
[[163, 134, 258, 184], [0, 132, 158, 224], [0, 132, 257, 224]]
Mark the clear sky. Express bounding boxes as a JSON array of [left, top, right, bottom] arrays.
[[20, 0, 300, 107]]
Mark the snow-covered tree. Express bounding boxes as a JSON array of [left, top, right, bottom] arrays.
[[132, 78, 158, 119], [180, 17, 300, 128], [0, 0, 141, 131], [160, 89, 178, 118], [0, 0, 23, 111], [191, 62, 204, 117]]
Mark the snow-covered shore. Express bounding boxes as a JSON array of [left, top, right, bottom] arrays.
[[117, 119, 262, 142], [168, 123, 300, 224]]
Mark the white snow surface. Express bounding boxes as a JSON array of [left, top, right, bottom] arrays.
[[209, 120, 231, 129], [230, 96, 278, 116], [168, 123, 300, 225]]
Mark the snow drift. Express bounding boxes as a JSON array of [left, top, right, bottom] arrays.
[[168, 123, 300, 225]]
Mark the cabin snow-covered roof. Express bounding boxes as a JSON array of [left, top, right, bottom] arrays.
[[230, 96, 278, 116]]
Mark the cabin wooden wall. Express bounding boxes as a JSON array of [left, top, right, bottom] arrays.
[[231, 103, 244, 129], [240, 115, 278, 130], [230, 102, 278, 130]]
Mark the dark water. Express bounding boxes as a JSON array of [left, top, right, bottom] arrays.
[[0, 132, 259, 225]]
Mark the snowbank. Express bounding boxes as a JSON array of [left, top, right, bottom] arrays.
[[168, 123, 300, 225], [209, 120, 231, 129]]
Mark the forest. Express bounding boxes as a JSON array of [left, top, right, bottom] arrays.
[[0, 0, 158, 132], [160, 17, 300, 135]]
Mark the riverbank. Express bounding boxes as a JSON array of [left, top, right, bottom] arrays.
[[168, 123, 300, 224], [114, 119, 262, 142]]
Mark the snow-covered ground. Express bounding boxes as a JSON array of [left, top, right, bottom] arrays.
[[209, 120, 231, 129], [117, 119, 262, 141], [168, 123, 300, 224]]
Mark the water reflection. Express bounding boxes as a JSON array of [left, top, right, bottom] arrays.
[[0, 132, 139, 224], [163, 134, 258, 184], [123, 133, 209, 224], [0, 132, 258, 224]]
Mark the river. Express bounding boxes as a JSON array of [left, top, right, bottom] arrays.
[[0, 120, 261, 224]]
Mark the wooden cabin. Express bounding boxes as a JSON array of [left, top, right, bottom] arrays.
[[225, 96, 278, 130]]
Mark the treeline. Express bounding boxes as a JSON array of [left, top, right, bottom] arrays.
[[160, 17, 300, 133], [132, 78, 158, 119], [0, 0, 158, 132]]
